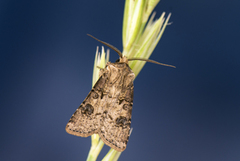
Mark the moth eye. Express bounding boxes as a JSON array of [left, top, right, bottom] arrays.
[[92, 92, 99, 99], [81, 104, 94, 115]]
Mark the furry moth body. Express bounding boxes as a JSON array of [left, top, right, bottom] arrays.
[[66, 34, 175, 152]]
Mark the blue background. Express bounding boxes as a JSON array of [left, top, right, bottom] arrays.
[[1, 0, 240, 161]]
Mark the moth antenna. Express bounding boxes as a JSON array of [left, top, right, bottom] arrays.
[[128, 58, 176, 68], [87, 34, 123, 58]]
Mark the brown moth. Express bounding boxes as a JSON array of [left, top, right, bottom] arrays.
[[65, 34, 175, 152]]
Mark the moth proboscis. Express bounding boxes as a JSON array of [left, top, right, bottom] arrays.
[[65, 34, 175, 152]]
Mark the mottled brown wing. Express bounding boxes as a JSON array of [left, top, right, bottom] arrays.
[[65, 72, 109, 137], [98, 65, 135, 152]]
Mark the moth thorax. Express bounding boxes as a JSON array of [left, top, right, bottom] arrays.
[[119, 56, 128, 64]]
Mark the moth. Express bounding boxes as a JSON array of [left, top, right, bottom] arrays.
[[66, 34, 175, 152]]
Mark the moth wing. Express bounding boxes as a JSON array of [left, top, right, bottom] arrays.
[[98, 71, 134, 152], [65, 73, 109, 137]]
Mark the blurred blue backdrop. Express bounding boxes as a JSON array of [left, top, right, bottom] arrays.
[[1, 0, 240, 161]]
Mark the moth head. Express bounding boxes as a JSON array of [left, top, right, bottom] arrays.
[[87, 34, 176, 68], [119, 56, 128, 64]]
